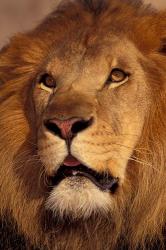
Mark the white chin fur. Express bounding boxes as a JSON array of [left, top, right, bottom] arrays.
[[45, 176, 112, 219]]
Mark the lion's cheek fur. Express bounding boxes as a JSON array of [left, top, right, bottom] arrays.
[[37, 130, 68, 175]]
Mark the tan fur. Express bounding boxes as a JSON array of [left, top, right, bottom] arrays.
[[0, 0, 166, 249]]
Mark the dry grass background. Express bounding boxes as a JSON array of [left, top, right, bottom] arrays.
[[0, 0, 166, 48]]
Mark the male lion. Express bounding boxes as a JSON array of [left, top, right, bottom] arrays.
[[0, 0, 166, 249]]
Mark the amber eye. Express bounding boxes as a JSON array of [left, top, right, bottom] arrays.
[[40, 73, 56, 88], [108, 68, 128, 83]]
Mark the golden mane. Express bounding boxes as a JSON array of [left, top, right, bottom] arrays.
[[0, 0, 166, 249]]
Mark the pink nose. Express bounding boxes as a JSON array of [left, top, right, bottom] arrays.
[[51, 118, 81, 139], [44, 117, 93, 140]]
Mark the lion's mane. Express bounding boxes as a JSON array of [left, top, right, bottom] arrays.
[[0, 0, 166, 249]]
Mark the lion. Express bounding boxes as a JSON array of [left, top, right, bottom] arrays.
[[0, 0, 166, 249]]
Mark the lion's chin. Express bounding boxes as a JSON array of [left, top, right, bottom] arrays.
[[45, 176, 113, 220]]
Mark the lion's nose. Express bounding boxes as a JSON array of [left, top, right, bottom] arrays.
[[44, 117, 94, 140]]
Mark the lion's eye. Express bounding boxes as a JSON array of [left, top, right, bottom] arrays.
[[106, 68, 129, 88], [109, 68, 128, 83], [40, 74, 56, 88], [39, 74, 56, 93]]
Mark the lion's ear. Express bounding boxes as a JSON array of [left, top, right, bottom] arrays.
[[150, 11, 166, 56], [157, 11, 166, 56], [0, 44, 11, 85], [158, 38, 166, 55], [0, 36, 24, 85], [133, 10, 166, 56]]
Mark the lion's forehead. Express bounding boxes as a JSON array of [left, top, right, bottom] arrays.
[[45, 36, 141, 88]]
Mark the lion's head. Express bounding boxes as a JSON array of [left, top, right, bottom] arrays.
[[0, 0, 166, 249]]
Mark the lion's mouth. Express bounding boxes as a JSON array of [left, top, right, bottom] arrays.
[[48, 155, 119, 193]]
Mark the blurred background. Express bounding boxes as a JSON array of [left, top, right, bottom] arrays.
[[0, 0, 166, 48]]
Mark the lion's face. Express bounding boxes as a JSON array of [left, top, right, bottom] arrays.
[[33, 33, 149, 218]]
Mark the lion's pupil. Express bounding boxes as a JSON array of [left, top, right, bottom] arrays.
[[46, 76, 54, 87]]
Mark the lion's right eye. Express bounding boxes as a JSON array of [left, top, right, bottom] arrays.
[[110, 69, 127, 83], [106, 68, 129, 88], [39, 74, 56, 93]]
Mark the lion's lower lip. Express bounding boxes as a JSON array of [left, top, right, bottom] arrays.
[[48, 164, 119, 193]]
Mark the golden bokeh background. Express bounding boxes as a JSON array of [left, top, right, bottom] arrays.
[[0, 0, 165, 48]]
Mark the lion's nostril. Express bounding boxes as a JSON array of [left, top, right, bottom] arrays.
[[44, 120, 63, 138], [71, 117, 94, 134], [44, 117, 94, 140]]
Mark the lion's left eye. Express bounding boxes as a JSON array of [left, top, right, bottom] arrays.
[[107, 68, 129, 85], [39, 73, 56, 93], [40, 74, 56, 88]]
